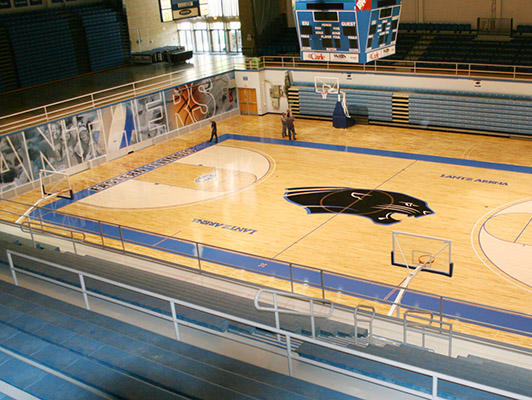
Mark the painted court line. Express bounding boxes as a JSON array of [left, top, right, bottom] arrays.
[[32, 134, 532, 337]]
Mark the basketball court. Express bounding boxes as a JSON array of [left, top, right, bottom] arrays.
[[3, 114, 532, 347]]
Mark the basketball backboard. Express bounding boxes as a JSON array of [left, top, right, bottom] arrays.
[[39, 169, 73, 200], [391, 231, 453, 277], [314, 76, 339, 99]]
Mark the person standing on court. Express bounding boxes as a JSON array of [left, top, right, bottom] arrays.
[[285, 112, 296, 140], [209, 119, 218, 143], [281, 112, 287, 137]]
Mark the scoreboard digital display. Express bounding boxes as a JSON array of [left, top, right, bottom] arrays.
[[160, 0, 200, 22], [294, 0, 402, 64]]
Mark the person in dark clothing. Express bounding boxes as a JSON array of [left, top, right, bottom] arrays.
[[285, 112, 296, 140], [209, 119, 218, 143]]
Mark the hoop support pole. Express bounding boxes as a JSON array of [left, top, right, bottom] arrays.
[[388, 263, 424, 318], [15, 193, 58, 224]]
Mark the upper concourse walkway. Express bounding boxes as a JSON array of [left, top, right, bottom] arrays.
[[0, 53, 246, 119], [2, 50, 532, 136]]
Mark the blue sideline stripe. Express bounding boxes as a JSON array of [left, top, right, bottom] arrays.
[[440, 298, 532, 334], [153, 237, 196, 256], [323, 273, 396, 300], [120, 228, 170, 247], [223, 134, 532, 175], [33, 210, 198, 258], [34, 134, 532, 337], [200, 246, 291, 278]]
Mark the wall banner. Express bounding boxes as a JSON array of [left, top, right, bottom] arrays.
[[1, 72, 237, 194]]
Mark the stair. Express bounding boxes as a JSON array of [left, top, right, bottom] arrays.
[[0, 26, 18, 92], [57, 9, 91, 75], [407, 34, 435, 60], [288, 86, 301, 115], [392, 92, 410, 124]]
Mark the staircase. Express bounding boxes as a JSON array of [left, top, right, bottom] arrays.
[[57, 9, 91, 75], [0, 26, 18, 93], [406, 34, 434, 60], [392, 93, 410, 124], [288, 86, 301, 116]]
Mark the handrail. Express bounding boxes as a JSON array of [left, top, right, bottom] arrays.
[[254, 288, 334, 317], [354, 305, 375, 345], [245, 55, 532, 82], [19, 219, 86, 254], [0, 196, 531, 343], [2, 54, 531, 136], [0, 55, 246, 135], [403, 310, 454, 356], [4, 249, 529, 400], [254, 288, 334, 340]]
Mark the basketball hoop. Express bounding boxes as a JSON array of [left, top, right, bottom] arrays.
[[418, 254, 435, 269], [315, 77, 339, 100]]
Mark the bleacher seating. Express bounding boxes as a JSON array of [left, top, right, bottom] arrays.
[[394, 29, 532, 69], [399, 22, 472, 34], [419, 34, 532, 68], [0, 231, 366, 343], [394, 33, 419, 60], [256, 19, 532, 68], [296, 342, 532, 399], [0, 3, 129, 92], [0, 26, 17, 93], [409, 93, 532, 136], [259, 27, 299, 56], [288, 82, 532, 137], [294, 86, 393, 123], [0, 279, 360, 400], [74, 8, 125, 71], [2, 12, 78, 88]]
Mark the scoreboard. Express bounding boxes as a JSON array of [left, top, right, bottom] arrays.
[[294, 0, 402, 64], [160, 0, 200, 22]]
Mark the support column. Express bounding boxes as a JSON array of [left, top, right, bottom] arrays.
[[238, 0, 257, 56]]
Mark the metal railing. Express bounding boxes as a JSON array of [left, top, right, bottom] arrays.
[[245, 55, 532, 82], [5, 248, 529, 400], [1, 197, 531, 344], [254, 288, 334, 340], [2, 53, 531, 137], [354, 305, 375, 346], [403, 310, 453, 357], [0, 56, 246, 135]]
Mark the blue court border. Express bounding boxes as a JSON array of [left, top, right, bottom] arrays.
[[33, 134, 532, 337]]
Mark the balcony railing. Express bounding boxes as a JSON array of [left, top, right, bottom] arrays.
[[2, 55, 531, 136]]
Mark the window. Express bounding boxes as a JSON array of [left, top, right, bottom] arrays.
[[211, 27, 226, 52], [176, 0, 241, 53]]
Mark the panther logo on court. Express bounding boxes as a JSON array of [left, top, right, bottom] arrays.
[[284, 187, 433, 225]]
